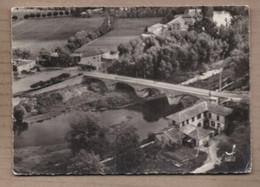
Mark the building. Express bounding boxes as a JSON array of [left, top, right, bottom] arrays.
[[13, 59, 36, 74], [155, 127, 184, 148], [101, 51, 119, 62], [181, 124, 212, 147], [167, 15, 195, 31], [166, 101, 233, 147], [187, 8, 202, 18], [147, 23, 166, 36], [76, 49, 104, 71]]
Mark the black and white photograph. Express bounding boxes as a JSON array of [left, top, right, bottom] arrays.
[[12, 6, 250, 175]]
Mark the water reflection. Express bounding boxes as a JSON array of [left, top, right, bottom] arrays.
[[129, 97, 182, 122], [13, 96, 182, 148]]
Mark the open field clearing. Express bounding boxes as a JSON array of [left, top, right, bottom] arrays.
[[12, 17, 104, 57], [76, 17, 162, 52]]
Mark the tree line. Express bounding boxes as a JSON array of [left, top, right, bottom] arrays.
[[107, 13, 249, 82]]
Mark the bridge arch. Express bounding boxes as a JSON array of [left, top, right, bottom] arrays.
[[139, 87, 162, 97], [82, 76, 108, 91], [113, 82, 137, 96]]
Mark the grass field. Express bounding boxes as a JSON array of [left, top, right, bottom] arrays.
[[76, 17, 162, 52], [12, 17, 104, 57]]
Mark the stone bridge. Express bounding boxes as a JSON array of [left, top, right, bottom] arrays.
[[84, 76, 205, 105]]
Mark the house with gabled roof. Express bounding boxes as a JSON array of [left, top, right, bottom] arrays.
[[166, 101, 233, 147], [155, 127, 184, 148]]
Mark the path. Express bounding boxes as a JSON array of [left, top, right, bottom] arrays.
[[192, 140, 221, 173], [180, 68, 223, 86]]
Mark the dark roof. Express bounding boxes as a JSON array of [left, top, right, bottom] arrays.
[[164, 128, 184, 142], [167, 101, 233, 123], [156, 127, 184, 143], [207, 102, 233, 116], [74, 49, 104, 58]]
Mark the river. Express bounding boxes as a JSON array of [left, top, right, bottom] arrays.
[[14, 97, 182, 149]]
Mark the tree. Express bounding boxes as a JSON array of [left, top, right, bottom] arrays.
[[201, 6, 214, 18], [65, 113, 108, 156], [224, 49, 249, 78], [54, 47, 72, 67], [53, 12, 58, 16], [47, 12, 52, 17], [65, 10, 70, 15], [39, 48, 51, 59], [13, 106, 24, 122], [36, 13, 41, 18], [59, 11, 64, 16], [67, 150, 105, 174], [12, 15, 18, 20], [114, 127, 144, 173], [24, 14, 29, 19], [13, 48, 31, 59]]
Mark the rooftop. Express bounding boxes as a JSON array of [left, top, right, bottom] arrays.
[[148, 23, 164, 30], [181, 124, 213, 140], [74, 49, 104, 58], [163, 127, 184, 143], [13, 59, 36, 67], [167, 101, 233, 123], [188, 128, 213, 140]]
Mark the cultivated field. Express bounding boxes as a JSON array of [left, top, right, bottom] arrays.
[[12, 17, 104, 57], [76, 17, 162, 52]]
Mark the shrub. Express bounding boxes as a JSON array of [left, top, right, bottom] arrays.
[[36, 13, 41, 18], [53, 12, 58, 16], [65, 10, 69, 15], [47, 12, 52, 17], [24, 14, 29, 19], [13, 106, 24, 122], [12, 15, 18, 20], [59, 11, 64, 16]]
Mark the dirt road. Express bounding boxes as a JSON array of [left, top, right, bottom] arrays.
[[192, 140, 221, 173]]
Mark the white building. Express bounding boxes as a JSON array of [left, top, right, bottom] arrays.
[[75, 49, 104, 71], [13, 59, 36, 74], [166, 101, 233, 147]]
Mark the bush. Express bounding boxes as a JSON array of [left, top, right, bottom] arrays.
[[36, 13, 41, 18], [59, 73, 70, 79], [42, 14, 46, 17], [65, 10, 69, 15], [59, 11, 64, 16], [13, 106, 24, 122], [47, 12, 52, 17], [24, 14, 29, 19], [30, 73, 70, 88], [12, 15, 18, 20], [53, 12, 58, 16]]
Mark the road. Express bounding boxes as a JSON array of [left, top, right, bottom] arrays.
[[192, 140, 221, 173], [83, 72, 248, 100]]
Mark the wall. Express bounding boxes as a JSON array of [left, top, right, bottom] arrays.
[[178, 111, 207, 128], [208, 112, 225, 130]]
